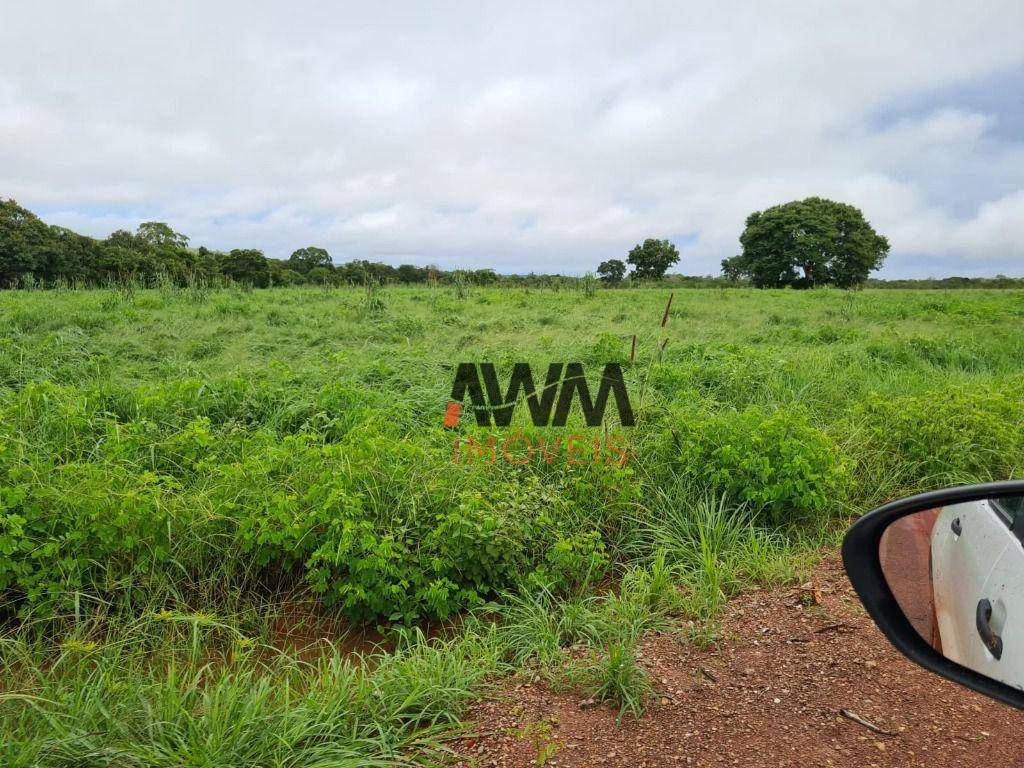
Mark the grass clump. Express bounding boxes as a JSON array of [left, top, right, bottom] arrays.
[[572, 639, 654, 722]]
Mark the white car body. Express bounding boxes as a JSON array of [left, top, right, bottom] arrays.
[[932, 498, 1024, 690]]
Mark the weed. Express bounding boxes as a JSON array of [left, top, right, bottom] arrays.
[[571, 639, 654, 722]]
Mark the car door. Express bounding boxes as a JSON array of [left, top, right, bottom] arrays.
[[931, 499, 1013, 668], [968, 496, 1024, 690]]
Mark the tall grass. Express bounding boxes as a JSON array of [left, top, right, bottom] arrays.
[[1, 285, 1022, 756], [0, 619, 506, 768]]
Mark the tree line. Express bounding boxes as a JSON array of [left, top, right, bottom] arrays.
[[2, 196, 1017, 290], [0, 199, 512, 288]]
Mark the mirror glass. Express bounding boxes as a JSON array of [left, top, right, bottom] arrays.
[[880, 496, 1024, 690]]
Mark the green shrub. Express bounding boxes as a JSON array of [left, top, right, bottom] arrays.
[[526, 529, 608, 593], [853, 385, 1024, 487], [664, 406, 849, 525], [0, 445, 179, 609], [231, 435, 615, 621], [586, 332, 629, 364]]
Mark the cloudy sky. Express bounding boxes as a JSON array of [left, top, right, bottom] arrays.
[[2, 2, 1023, 277]]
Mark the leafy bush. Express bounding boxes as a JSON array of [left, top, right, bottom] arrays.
[[0, 444, 180, 610], [229, 435, 614, 621], [663, 406, 849, 524], [526, 529, 608, 593], [853, 385, 1024, 486]]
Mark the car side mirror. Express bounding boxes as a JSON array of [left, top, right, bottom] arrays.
[[843, 480, 1024, 708]]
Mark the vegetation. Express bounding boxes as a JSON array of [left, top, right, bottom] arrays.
[[5, 200, 1022, 293], [722, 197, 889, 288], [1, 283, 1023, 763], [0, 200, 512, 289], [597, 258, 627, 284], [627, 238, 681, 280]]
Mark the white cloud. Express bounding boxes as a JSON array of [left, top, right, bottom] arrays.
[[1, 1, 1023, 276]]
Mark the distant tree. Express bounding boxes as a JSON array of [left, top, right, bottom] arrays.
[[367, 261, 397, 282], [38, 226, 106, 284], [288, 246, 332, 274], [472, 268, 499, 285], [0, 200, 49, 284], [101, 223, 200, 283], [137, 222, 189, 249], [396, 264, 427, 283], [596, 258, 627, 284], [220, 248, 270, 287], [729, 197, 888, 288], [277, 268, 307, 285], [306, 266, 336, 285], [720, 255, 744, 283], [195, 246, 222, 282], [626, 238, 679, 280]]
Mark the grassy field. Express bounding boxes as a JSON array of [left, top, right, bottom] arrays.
[[2, 284, 1024, 766]]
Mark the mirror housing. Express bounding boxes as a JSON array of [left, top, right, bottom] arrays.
[[843, 479, 1024, 709]]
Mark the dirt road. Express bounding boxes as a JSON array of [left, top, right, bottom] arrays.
[[457, 553, 1022, 767]]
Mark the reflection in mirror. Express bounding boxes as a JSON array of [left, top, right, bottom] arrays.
[[880, 496, 1024, 690]]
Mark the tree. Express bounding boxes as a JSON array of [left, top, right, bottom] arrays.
[[288, 246, 332, 274], [397, 264, 427, 283], [728, 197, 888, 288], [277, 268, 307, 285], [137, 222, 189, 249], [626, 238, 679, 280], [0, 199, 48, 285], [306, 266, 336, 285], [39, 226, 106, 284], [219, 248, 270, 287], [720, 255, 744, 283], [472, 268, 499, 285], [596, 258, 627, 284]]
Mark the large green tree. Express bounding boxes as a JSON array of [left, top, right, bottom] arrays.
[[287, 246, 332, 274], [219, 248, 271, 287], [137, 222, 189, 249], [626, 238, 679, 280], [725, 197, 888, 288]]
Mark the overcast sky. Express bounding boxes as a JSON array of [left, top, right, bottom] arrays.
[[2, 2, 1023, 277]]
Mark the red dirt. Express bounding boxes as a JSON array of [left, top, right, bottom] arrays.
[[879, 509, 940, 648], [455, 552, 1023, 767]]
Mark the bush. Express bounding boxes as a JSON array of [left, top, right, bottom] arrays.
[[231, 435, 616, 622], [0, 446, 179, 610], [663, 406, 849, 525], [853, 385, 1024, 487]]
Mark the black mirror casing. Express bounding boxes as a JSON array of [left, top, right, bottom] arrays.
[[843, 479, 1024, 709]]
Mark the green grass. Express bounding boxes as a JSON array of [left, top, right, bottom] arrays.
[[2, 283, 1023, 763]]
